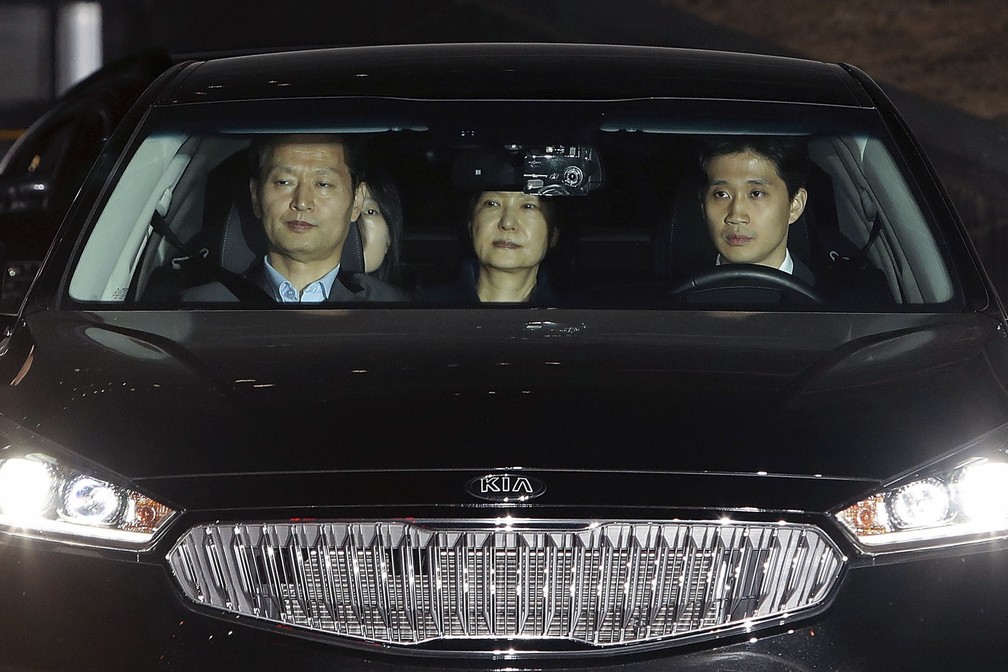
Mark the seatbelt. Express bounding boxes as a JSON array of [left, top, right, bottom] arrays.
[[825, 199, 906, 303], [834, 214, 883, 269], [830, 189, 884, 270], [149, 210, 274, 306]]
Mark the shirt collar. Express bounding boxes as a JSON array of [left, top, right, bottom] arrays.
[[716, 249, 794, 275], [779, 249, 795, 275], [263, 255, 340, 303]]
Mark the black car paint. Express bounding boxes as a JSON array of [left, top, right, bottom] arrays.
[[2, 309, 1003, 487]]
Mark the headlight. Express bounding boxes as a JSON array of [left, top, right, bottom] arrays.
[[0, 452, 176, 550], [837, 457, 1008, 551]]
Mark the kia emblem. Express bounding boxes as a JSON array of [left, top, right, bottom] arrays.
[[466, 473, 546, 503]]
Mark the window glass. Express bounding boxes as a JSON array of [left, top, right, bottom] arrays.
[[66, 100, 956, 310]]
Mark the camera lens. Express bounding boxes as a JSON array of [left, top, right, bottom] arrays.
[[563, 166, 584, 187]]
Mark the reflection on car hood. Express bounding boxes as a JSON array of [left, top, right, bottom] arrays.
[[3, 309, 1007, 510]]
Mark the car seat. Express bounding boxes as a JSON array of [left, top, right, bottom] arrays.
[[142, 149, 365, 302]]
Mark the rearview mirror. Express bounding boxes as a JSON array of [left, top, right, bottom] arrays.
[[452, 145, 604, 196]]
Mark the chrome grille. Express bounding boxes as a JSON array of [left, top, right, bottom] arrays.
[[168, 520, 844, 651]]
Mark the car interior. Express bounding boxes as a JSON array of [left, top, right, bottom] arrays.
[[65, 120, 956, 311]]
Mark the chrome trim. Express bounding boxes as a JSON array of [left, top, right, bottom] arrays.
[[168, 519, 844, 653]]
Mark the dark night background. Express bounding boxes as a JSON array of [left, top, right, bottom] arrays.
[[4, 0, 1008, 292]]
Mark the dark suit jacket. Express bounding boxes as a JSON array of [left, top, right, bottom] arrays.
[[713, 253, 816, 286], [182, 259, 407, 303], [792, 256, 816, 286]]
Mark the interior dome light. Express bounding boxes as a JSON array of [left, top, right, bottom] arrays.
[[958, 461, 1008, 524], [61, 476, 125, 526], [0, 457, 56, 519], [885, 478, 950, 529]]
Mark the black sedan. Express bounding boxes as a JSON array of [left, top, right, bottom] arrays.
[[0, 43, 1006, 671]]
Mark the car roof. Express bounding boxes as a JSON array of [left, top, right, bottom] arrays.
[[162, 43, 875, 107]]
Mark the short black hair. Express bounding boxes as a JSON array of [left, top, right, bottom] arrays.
[[248, 134, 363, 189], [698, 136, 809, 198]]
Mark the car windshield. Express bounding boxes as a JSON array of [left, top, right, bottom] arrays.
[[66, 98, 957, 310]]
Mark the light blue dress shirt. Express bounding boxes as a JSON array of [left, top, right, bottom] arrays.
[[263, 256, 340, 303]]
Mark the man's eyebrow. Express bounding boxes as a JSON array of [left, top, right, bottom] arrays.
[[268, 164, 341, 175]]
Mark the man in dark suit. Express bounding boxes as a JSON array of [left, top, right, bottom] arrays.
[[186, 134, 405, 303], [699, 136, 815, 286]]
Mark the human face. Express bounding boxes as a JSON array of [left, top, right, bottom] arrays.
[[702, 150, 807, 269], [250, 139, 363, 270], [358, 183, 391, 273], [470, 191, 552, 273]]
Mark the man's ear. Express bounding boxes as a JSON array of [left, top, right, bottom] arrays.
[[351, 182, 365, 222], [788, 187, 808, 225], [353, 181, 370, 223], [249, 179, 262, 219]]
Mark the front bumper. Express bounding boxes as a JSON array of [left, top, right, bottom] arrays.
[[2, 534, 1006, 671]]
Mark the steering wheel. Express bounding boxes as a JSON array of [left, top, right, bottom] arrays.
[[670, 264, 823, 305]]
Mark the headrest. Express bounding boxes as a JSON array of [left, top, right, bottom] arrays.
[[208, 149, 365, 275], [652, 176, 716, 279], [219, 200, 366, 275]]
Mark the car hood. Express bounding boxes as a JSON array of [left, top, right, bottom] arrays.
[[3, 308, 1007, 513]]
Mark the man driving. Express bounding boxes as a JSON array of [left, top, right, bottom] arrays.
[[698, 136, 814, 286]]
